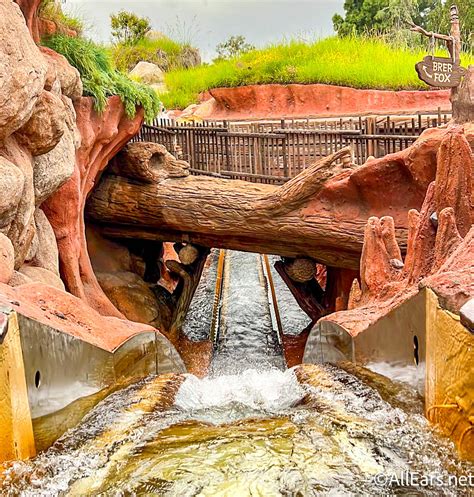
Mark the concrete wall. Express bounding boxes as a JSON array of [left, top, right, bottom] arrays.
[[0, 307, 186, 460]]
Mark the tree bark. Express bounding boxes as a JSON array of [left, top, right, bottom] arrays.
[[87, 147, 378, 269], [452, 66, 474, 124]]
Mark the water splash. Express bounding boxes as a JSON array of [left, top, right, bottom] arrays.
[[367, 360, 426, 396], [174, 368, 306, 423], [2, 365, 472, 496]]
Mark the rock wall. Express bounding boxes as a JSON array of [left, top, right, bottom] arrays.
[[184, 83, 451, 120], [0, 0, 147, 320], [14, 0, 41, 42], [0, 0, 71, 291], [0, 1, 178, 364], [43, 97, 143, 317]]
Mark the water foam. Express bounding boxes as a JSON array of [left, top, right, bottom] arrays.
[[174, 368, 306, 421]]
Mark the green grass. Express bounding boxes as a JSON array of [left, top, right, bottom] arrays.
[[160, 36, 474, 109], [39, 0, 84, 35], [112, 36, 194, 73], [42, 34, 161, 122]]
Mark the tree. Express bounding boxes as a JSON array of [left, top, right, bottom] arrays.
[[111, 10, 151, 45], [333, 0, 434, 37], [215, 35, 255, 60], [425, 0, 473, 54]]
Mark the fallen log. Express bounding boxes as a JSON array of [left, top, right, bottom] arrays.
[[86, 124, 466, 270], [88, 145, 373, 269]]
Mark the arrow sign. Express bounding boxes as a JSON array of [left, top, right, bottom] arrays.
[[415, 55, 465, 88]]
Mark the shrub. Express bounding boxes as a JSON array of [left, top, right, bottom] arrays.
[[215, 35, 255, 60], [111, 36, 198, 73], [42, 34, 161, 122]]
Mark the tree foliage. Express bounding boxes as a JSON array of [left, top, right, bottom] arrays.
[[333, 0, 473, 52], [333, 0, 432, 36], [110, 10, 151, 45], [425, 0, 473, 53], [215, 35, 255, 60]]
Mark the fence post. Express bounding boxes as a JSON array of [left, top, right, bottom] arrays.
[[367, 116, 377, 157], [282, 135, 289, 178]]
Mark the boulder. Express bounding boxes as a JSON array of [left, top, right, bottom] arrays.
[[178, 46, 201, 69], [129, 61, 164, 85], [28, 208, 60, 276], [18, 265, 65, 291], [33, 123, 76, 205], [0, 234, 15, 284], [0, 157, 25, 228], [15, 90, 65, 156], [87, 226, 132, 274], [39, 46, 83, 100], [0, 1, 47, 141], [1, 136, 36, 269], [8, 270, 32, 287], [96, 271, 160, 325]]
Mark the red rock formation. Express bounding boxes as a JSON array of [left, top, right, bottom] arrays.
[[15, 0, 41, 42], [43, 96, 144, 317], [15, 0, 77, 42], [182, 84, 450, 121], [323, 125, 473, 336], [0, 281, 154, 351]]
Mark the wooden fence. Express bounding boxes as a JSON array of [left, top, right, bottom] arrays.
[[134, 111, 451, 184]]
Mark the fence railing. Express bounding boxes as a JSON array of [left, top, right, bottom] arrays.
[[134, 111, 451, 184]]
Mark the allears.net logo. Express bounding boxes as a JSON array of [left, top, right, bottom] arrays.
[[372, 471, 474, 489]]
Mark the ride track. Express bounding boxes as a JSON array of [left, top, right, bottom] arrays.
[[209, 250, 285, 368]]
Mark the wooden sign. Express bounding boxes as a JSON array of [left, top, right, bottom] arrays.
[[415, 56, 465, 87]]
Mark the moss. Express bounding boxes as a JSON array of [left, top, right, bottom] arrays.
[[42, 34, 161, 123]]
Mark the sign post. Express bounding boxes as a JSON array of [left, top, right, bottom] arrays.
[[410, 4, 466, 91]]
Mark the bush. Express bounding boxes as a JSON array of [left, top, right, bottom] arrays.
[[39, 0, 84, 35], [159, 36, 474, 110], [42, 34, 161, 122], [215, 35, 255, 60], [111, 36, 199, 73]]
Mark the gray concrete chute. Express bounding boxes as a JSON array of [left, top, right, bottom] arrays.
[[0, 286, 185, 453]]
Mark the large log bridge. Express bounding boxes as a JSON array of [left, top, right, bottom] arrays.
[[86, 128, 446, 270]]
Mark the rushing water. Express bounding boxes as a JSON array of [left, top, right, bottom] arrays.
[[2, 365, 472, 496], [2, 251, 472, 495], [211, 251, 285, 374], [267, 255, 311, 336], [182, 249, 220, 342]]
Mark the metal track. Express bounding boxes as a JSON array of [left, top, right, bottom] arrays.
[[209, 249, 226, 348], [261, 254, 284, 348], [210, 251, 284, 361]]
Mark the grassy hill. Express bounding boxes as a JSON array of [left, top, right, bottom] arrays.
[[160, 36, 474, 110], [111, 36, 200, 73]]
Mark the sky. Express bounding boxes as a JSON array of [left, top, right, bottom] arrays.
[[64, 0, 345, 61]]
